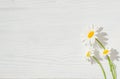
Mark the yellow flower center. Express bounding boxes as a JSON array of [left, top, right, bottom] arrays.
[[88, 30, 94, 38], [86, 51, 91, 57], [103, 49, 109, 55]]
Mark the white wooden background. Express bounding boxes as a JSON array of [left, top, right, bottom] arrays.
[[0, 0, 120, 79]]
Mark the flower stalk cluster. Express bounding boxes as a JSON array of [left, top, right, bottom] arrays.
[[81, 25, 118, 79], [96, 38, 117, 79]]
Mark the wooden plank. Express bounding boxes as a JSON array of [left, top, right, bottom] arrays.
[[0, 0, 119, 78]]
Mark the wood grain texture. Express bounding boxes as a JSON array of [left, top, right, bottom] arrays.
[[0, 0, 120, 79]]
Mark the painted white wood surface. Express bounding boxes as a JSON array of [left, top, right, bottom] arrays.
[[0, 0, 120, 78]]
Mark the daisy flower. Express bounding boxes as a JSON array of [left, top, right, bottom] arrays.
[[81, 24, 100, 47], [85, 48, 95, 64], [103, 49, 110, 56], [85, 48, 102, 64], [100, 47, 111, 56]]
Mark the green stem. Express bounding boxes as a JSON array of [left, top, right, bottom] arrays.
[[107, 55, 115, 79], [92, 56, 107, 79], [95, 38, 105, 49], [107, 55, 117, 79], [113, 63, 117, 79]]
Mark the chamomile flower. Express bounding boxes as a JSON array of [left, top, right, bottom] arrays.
[[103, 49, 110, 56], [81, 25, 100, 47], [101, 47, 111, 56], [85, 48, 95, 64], [101, 48, 119, 61], [100, 47, 112, 59]]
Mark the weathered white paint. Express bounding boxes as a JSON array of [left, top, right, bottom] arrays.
[[0, 0, 119, 79]]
